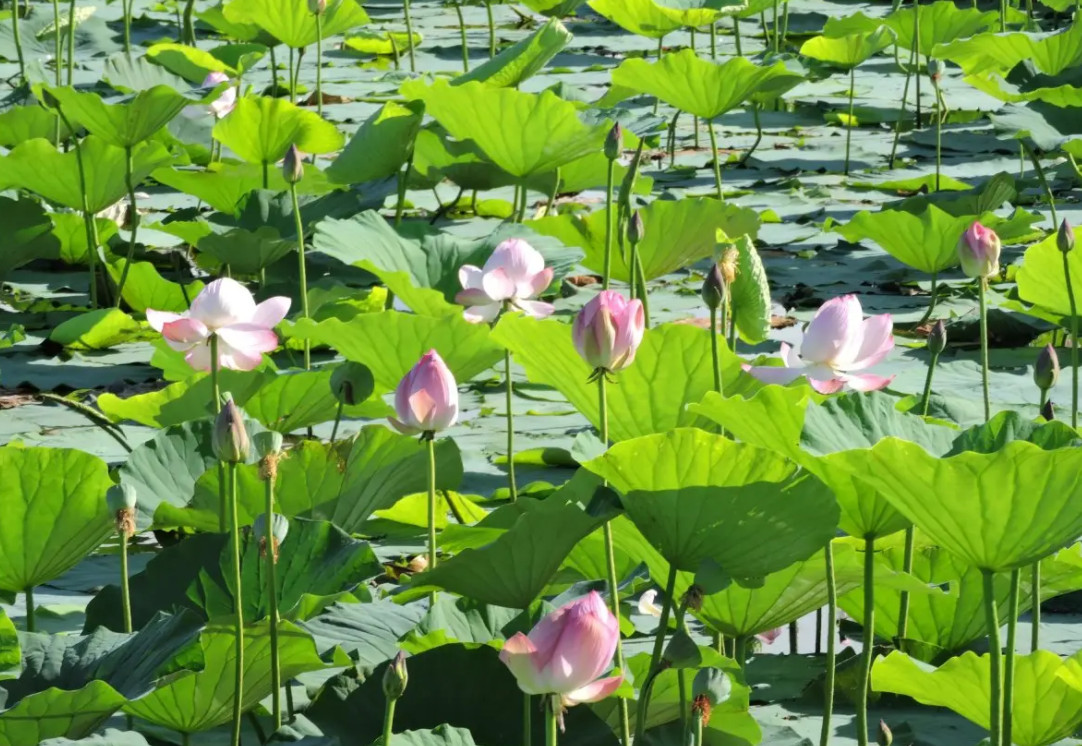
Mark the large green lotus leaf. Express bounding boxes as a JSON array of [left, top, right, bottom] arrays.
[[587, 0, 683, 38], [223, 0, 368, 48], [398, 79, 609, 179], [103, 53, 193, 94], [873, 649, 1082, 746], [832, 204, 969, 275], [725, 234, 772, 344], [494, 315, 757, 442], [47, 85, 196, 148], [825, 439, 1082, 571], [526, 198, 759, 284], [213, 96, 344, 165], [583, 428, 838, 580], [799, 27, 895, 70], [300, 599, 426, 666], [154, 160, 337, 214], [653, 0, 748, 25], [0, 137, 173, 212], [824, 4, 998, 53], [454, 18, 571, 88], [288, 312, 503, 390], [0, 196, 60, 282], [946, 410, 1082, 454], [0, 446, 113, 593], [611, 50, 802, 120], [84, 519, 379, 631], [49, 309, 142, 350], [240, 368, 380, 433], [146, 41, 266, 81], [124, 620, 326, 733], [0, 105, 72, 147], [519, 0, 587, 15], [195, 4, 273, 44], [0, 681, 126, 744], [343, 30, 423, 55], [326, 101, 424, 185], [0, 610, 17, 673], [1017, 232, 1081, 318], [104, 260, 205, 313], [35, 730, 149, 746], [404, 595, 522, 652], [933, 21, 1082, 76]]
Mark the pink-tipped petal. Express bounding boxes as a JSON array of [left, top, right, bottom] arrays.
[[217, 324, 280, 355], [500, 633, 547, 695], [250, 296, 292, 328], [540, 593, 619, 692], [161, 317, 210, 345], [455, 288, 492, 306], [184, 342, 213, 372], [514, 300, 555, 319], [458, 265, 485, 291], [807, 376, 846, 395], [562, 675, 623, 705], [486, 238, 546, 285], [482, 267, 516, 302], [841, 313, 894, 371], [189, 277, 257, 330], [800, 295, 863, 366], [841, 372, 895, 392], [202, 71, 229, 86], [388, 417, 419, 435], [146, 309, 184, 332], [526, 267, 555, 298], [217, 345, 265, 371]]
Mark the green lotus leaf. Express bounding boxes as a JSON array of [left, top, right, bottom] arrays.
[[725, 234, 772, 344], [153, 161, 337, 213], [494, 315, 758, 442], [97, 369, 277, 428], [799, 26, 895, 70], [587, 0, 683, 38], [653, 0, 748, 25], [946, 410, 1082, 454], [825, 3, 999, 54], [0, 137, 173, 212], [583, 428, 839, 580], [223, 0, 369, 48], [1017, 232, 1081, 318], [104, 259, 205, 313], [872, 649, 1082, 746], [0, 446, 113, 594], [454, 18, 571, 88], [47, 84, 198, 148], [825, 438, 1082, 571], [326, 101, 424, 185], [526, 197, 759, 283], [196, 3, 274, 44], [932, 21, 1082, 76], [103, 52, 192, 93], [48, 308, 142, 350], [124, 620, 327, 733], [0, 609, 17, 673], [831, 203, 969, 274], [300, 599, 426, 666], [0, 196, 60, 282], [519, 0, 587, 16], [213, 96, 344, 166], [611, 49, 802, 120], [404, 595, 522, 652], [398, 79, 610, 179], [343, 30, 422, 55], [0, 105, 72, 147], [0, 682, 126, 744], [146, 41, 266, 81], [240, 367, 381, 432]]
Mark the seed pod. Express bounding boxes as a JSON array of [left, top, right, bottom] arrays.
[[106, 483, 138, 537], [254, 512, 290, 561]]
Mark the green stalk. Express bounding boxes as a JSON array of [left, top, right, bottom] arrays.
[[916, 272, 939, 327], [227, 463, 245, 746], [709, 21, 716, 58], [733, 635, 747, 668], [315, 13, 323, 118], [691, 29, 700, 150], [844, 68, 856, 177], [211, 335, 226, 534], [289, 182, 311, 370], [269, 46, 280, 95], [10, 0, 24, 82], [1031, 562, 1041, 652], [819, 541, 837, 746], [395, 153, 414, 226], [288, 46, 295, 101], [897, 526, 915, 643], [855, 535, 876, 746], [504, 349, 517, 502], [330, 399, 344, 441], [265, 475, 282, 730], [920, 346, 941, 416], [427, 437, 437, 569], [694, 708, 703, 746], [741, 104, 763, 164], [66, 0, 75, 84], [61, 118, 99, 308], [293, 47, 304, 103], [547, 169, 560, 215], [979, 278, 991, 422], [653, 36, 664, 115], [1061, 240, 1077, 431], [637, 564, 678, 742], [114, 145, 141, 307], [383, 696, 397, 746], [403, 0, 416, 72], [1004, 569, 1019, 746], [545, 699, 558, 746], [678, 670, 688, 734], [182, 0, 195, 45], [122, 0, 131, 55], [603, 159, 616, 289], [634, 248, 650, 327], [53, 0, 62, 90], [485, 0, 495, 56], [888, 43, 915, 169], [452, 0, 469, 73], [771, 0, 779, 53], [707, 121, 723, 200], [934, 84, 942, 191], [732, 17, 742, 56], [999, 0, 1007, 32], [24, 586, 35, 631], [983, 570, 1004, 746], [914, 0, 921, 128], [120, 530, 132, 633], [523, 694, 531, 746]]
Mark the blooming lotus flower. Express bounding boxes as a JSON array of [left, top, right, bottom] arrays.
[[637, 590, 662, 617], [757, 628, 782, 645], [572, 290, 645, 374], [957, 221, 1001, 279], [389, 350, 459, 436], [189, 71, 236, 120], [147, 278, 290, 372], [455, 238, 555, 323], [500, 591, 623, 708], [745, 295, 893, 394]]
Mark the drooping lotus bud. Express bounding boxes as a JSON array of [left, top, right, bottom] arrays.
[[331, 361, 374, 406], [212, 394, 250, 464], [691, 668, 731, 724], [927, 59, 942, 86], [701, 263, 725, 311], [383, 650, 409, 701], [682, 584, 704, 612], [283, 144, 304, 185], [1042, 399, 1055, 421], [308, 0, 326, 14], [1035, 344, 1060, 392], [1058, 219, 1075, 255], [928, 319, 947, 356], [628, 210, 645, 245], [957, 221, 1001, 279], [253, 431, 284, 481], [254, 512, 289, 561], [877, 720, 893, 746], [106, 483, 138, 537], [604, 123, 622, 161]]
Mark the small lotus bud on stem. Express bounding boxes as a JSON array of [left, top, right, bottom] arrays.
[[701, 263, 726, 311], [1059, 219, 1075, 254], [928, 319, 947, 356], [383, 650, 409, 701], [213, 394, 250, 464], [1035, 344, 1060, 392], [106, 483, 138, 537], [628, 210, 645, 245], [283, 144, 304, 185], [877, 720, 893, 746], [604, 123, 622, 161], [308, 0, 326, 13]]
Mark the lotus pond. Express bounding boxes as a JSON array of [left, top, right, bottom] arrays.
[[6, 0, 1082, 745]]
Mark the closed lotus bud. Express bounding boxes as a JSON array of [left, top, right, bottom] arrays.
[[604, 123, 622, 161], [308, 0, 326, 14], [957, 221, 1001, 279], [928, 319, 947, 356], [383, 650, 409, 701], [628, 210, 645, 245], [701, 263, 725, 311], [106, 483, 138, 537], [213, 394, 250, 464], [572, 290, 646, 374], [1035, 344, 1060, 392], [389, 351, 459, 437], [1058, 219, 1075, 255], [283, 144, 304, 185], [877, 720, 893, 746], [1042, 399, 1055, 421], [927, 59, 942, 85], [254, 512, 289, 561]]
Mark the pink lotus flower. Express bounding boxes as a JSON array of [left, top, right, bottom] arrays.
[[500, 591, 623, 707], [147, 278, 290, 372], [455, 239, 555, 323], [957, 221, 1001, 279], [757, 628, 782, 645], [572, 290, 645, 373], [202, 71, 237, 119], [389, 350, 459, 435], [745, 295, 893, 394]]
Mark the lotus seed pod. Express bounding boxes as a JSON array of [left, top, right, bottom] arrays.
[[877, 720, 893, 746], [604, 123, 622, 161], [383, 650, 409, 700], [628, 210, 645, 245], [682, 584, 704, 612], [254, 512, 289, 561], [106, 482, 138, 512], [283, 144, 304, 185], [1035, 344, 1060, 392], [331, 361, 374, 406], [927, 59, 942, 85], [701, 263, 726, 311], [692, 668, 731, 708], [1058, 219, 1075, 255], [212, 394, 250, 464], [928, 320, 947, 356], [253, 431, 284, 459]]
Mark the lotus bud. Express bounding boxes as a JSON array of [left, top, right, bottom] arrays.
[[106, 483, 137, 537], [253, 431, 284, 481], [1035, 344, 1060, 392], [927, 59, 942, 86], [701, 263, 726, 311], [254, 512, 289, 561], [957, 221, 1001, 280], [1058, 219, 1075, 254], [877, 720, 893, 746], [691, 668, 731, 724], [212, 394, 250, 464], [572, 290, 646, 375], [308, 0, 326, 13], [682, 584, 704, 612], [604, 123, 622, 161], [1042, 399, 1055, 421], [928, 319, 947, 356], [628, 210, 645, 245], [283, 144, 304, 185], [389, 350, 459, 437], [383, 650, 409, 701], [331, 361, 374, 406]]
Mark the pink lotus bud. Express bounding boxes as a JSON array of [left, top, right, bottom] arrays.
[[572, 290, 645, 374], [499, 591, 623, 707], [283, 144, 304, 184], [389, 350, 459, 437], [957, 221, 1001, 279]]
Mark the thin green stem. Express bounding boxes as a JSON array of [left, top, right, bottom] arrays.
[[122, 0, 131, 55], [772, 0, 779, 53], [182, 0, 195, 45], [999, 0, 1007, 31], [330, 399, 344, 441], [653, 36, 664, 115], [789, 622, 798, 653], [979, 278, 991, 422], [983, 570, 1003, 746], [1023, 144, 1058, 226], [39, 393, 132, 453], [269, 46, 280, 94], [294, 47, 304, 103], [545, 700, 558, 746], [733, 635, 747, 668], [603, 160, 615, 289], [66, 0, 75, 84], [403, 0, 416, 71], [383, 694, 396, 745], [707, 121, 723, 200], [914, 0, 921, 128], [709, 22, 716, 58], [114, 146, 140, 307], [427, 437, 437, 569], [120, 531, 132, 633], [741, 104, 763, 164], [1063, 254, 1078, 429], [289, 184, 311, 370], [265, 474, 281, 730], [25, 586, 34, 632], [228, 464, 245, 746], [694, 710, 703, 746], [288, 46, 295, 101], [547, 169, 560, 215], [819, 541, 837, 746], [637, 565, 677, 742], [395, 153, 414, 226], [897, 526, 915, 643], [211, 335, 225, 534], [856, 535, 876, 746], [920, 350, 940, 416], [453, 0, 469, 73], [485, 0, 495, 56], [844, 68, 856, 177], [315, 13, 323, 118], [505, 349, 517, 501], [1004, 568, 1019, 746], [678, 669, 688, 734], [916, 272, 939, 327], [709, 307, 722, 394], [523, 693, 531, 746], [634, 247, 650, 327], [727, 305, 737, 353], [53, 0, 62, 86], [934, 84, 942, 190], [732, 17, 742, 57], [10, 0, 24, 82], [1031, 562, 1041, 652], [889, 46, 916, 169]]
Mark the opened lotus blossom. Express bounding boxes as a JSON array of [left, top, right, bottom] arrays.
[[390, 350, 459, 436], [147, 278, 290, 372], [188, 71, 236, 120], [455, 238, 554, 323], [745, 295, 894, 394], [500, 591, 623, 708]]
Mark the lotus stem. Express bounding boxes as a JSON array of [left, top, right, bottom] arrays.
[[727, 306, 737, 353], [707, 121, 724, 200], [667, 111, 679, 167], [788, 622, 797, 653], [733, 635, 747, 668], [634, 249, 650, 328], [771, 0, 779, 53], [920, 347, 940, 417], [545, 697, 559, 746], [269, 46, 281, 95], [264, 474, 282, 730], [1031, 562, 1041, 652], [58, 109, 99, 308], [114, 146, 141, 307], [654, 37, 664, 114], [547, 170, 560, 216], [709, 307, 722, 394], [10, 0, 24, 82], [710, 22, 717, 58], [315, 13, 323, 118], [505, 349, 517, 502], [638, 563, 678, 742], [228, 463, 245, 746], [383, 692, 396, 746], [38, 393, 133, 453], [262, 160, 269, 189], [897, 527, 915, 644], [815, 610, 822, 654], [452, 0, 469, 73], [934, 85, 942, 191], [390, 32, 400, 69], [844, 68, 856, 177], [288, 47, 295, 101], [522, 694, 531, 746], [122, 0, 131, 55], [999, 0, 1006, 31], [182, 0, 195, 45], [395, 153, 414, 226], [427, 437, 437, 569], [24, 586, 34, 632], [330, 399, 344, 441], [485, 0, 495, 56], [979, 278, 991, 422], [888, 46, 914, 170], [1004, 568, 1019, 746], [294, 47, 304, 103], [403, 0, 416, 72], [288, 182, 311, 370], [732, 17, 742, 56], [691, 29, 700, 149], [693, 707, 703, 746], [518, 182, 529, 222], [120, 529, 132, 633], [855, 536, 876, 746], [914, 0, 921, 128], [678, 669, 688, 734], [603, 160, 616, 289], [741, 104, 763, 165], [983, 569, 1004, 746], [780, 1, 790, 46], [66, 0, 75, 84], [916, 272, 939, 327], [53, 0, 62, 89], [211, 336, 226, 534], [819, 541, 837, 746]]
